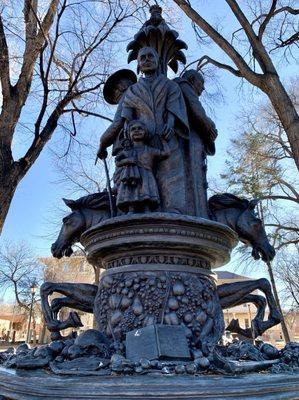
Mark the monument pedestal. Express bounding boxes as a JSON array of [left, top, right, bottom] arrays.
[[1, 367, 299, 400], [81, 213, 237, 353]]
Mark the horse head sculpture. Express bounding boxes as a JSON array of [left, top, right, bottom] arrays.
[[51, 191, 114, 259], [209, 193, 275, 262]]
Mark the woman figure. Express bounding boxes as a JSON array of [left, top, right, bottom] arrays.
[[116, 120, 170, 214]]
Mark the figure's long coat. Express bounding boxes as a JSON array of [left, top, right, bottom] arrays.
[[175, 78, 218, 218], [121, 75, 194, 215], [121, 75, 189, 145]]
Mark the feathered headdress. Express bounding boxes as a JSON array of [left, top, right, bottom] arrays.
[[127, 5, 188, 75]]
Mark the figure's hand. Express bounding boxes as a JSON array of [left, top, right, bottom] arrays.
[[123, 157, 137, 165], [116, 157, 136, 167], [97, 146, 108, 160], [163, 123, 174, 141]]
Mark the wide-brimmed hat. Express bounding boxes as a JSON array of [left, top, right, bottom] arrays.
[[103, 69, 137, 105]]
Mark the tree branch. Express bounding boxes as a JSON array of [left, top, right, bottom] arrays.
[[197, 55, 242, 77], [19, 0, 38, 92], [172, 0, 263, 86], [63, 107, 113, 123], [266, 224, 299, 233], [34, 0, 67, 138], [225, 0, 258, 44], [0, 16, 11, 99], [252, 6, 299, 27], [276, 239, 299, 250], [68, 9, 127, 93], [276, 32, 299, 48], [260, 195, 299, 204], [17, 92, 76, 173], [16, 0, 59, 104], [258, 0, 278, 40], [276, 177, 299, 200], [225, 0, 276, 74]]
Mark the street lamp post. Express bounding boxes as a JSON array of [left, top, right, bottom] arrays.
[[26, 282, 37, 344]]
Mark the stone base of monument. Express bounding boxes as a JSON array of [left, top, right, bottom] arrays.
[[1, 367, 299, 399], [81, 213, 237, 354]]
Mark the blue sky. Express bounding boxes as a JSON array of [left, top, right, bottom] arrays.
[[0, 2, 297, 285]]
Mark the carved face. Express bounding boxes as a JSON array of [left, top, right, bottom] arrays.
[[137, 47, 159, 73], [129, 121, 147, 142], [191, 74, 205, 96], [113, 78, 133, 102]]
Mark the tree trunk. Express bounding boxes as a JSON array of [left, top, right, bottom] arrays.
[[262, 74, 299, 172], [266, 261, 291, 343], [258, 204, 291, 343], [0, 170, 19, 234], [0, 104, 22, 233]]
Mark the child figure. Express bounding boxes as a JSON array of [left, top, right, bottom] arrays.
[[116, 120, 170, 214], [116, 138, 141, 187]]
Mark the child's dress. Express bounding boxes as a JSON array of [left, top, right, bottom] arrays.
[[117, 147, 141, 186], [116, 144, 166, 211]]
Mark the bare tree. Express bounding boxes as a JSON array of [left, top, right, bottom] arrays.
[[0, 0, 142, 233], [219, 80, 299, 342], [52, 132, 111, 198], [275, 246, 299, 309], [172, 0, 299, 171], [0, 241, 42, 310], [221, 80, 298, 251]]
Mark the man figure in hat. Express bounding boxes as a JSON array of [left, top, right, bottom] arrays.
[[97, 69, 137, 160], [174, 69, 218, 218], [176, 69, 217, 155]]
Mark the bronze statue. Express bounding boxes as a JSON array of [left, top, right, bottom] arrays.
[[4, 7, 291, 382], [48, 5, 283, 365], [98, 46, 192, 214], [115, 120, 170, 214]]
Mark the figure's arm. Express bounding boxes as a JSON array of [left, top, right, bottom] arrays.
[[152, 140, 170, 160], [163, 112, 175, 140], [97, 97, 128, 159], [182, 82, 217, 135], [116, 157, 136, 167], [160, 139, 170, 158], [97, 118, 125, 159]]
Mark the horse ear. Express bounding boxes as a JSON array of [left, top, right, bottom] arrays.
[[209, 193, 241, 210], [63, 198, 78, 210], [249, 199, 259, 210], [84, 192, 112, 210], [208, 196, 224, 211]]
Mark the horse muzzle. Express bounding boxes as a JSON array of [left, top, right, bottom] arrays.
[[51, 242, 63, 259], [51, 242, 73, 259], [252, 243, 275, 262]]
